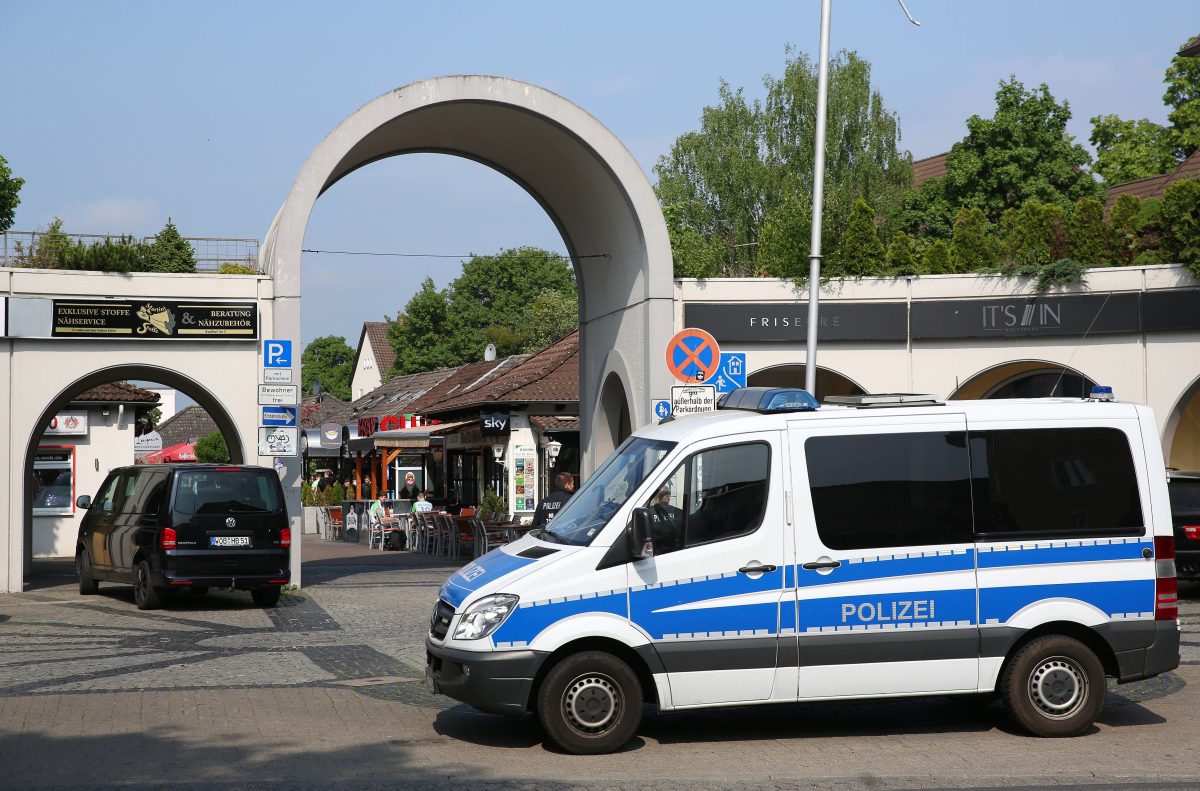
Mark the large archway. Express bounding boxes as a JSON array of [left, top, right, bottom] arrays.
[[949, 360, 1096, 401], [747, 364, 867, 401], [1164, 377, 1200, 470], [262, 76, 676, 493]]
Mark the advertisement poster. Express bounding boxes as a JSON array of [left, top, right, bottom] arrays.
[[512, 444, 537, 512]]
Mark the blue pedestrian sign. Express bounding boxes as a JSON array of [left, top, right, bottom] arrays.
[[711, 352, 747, 394], [261, 406, 298, 427], [653, 400, 672, 419], [263, 339, 292, 368]]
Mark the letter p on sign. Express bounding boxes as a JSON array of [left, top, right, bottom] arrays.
[[264, 339, 292, 368]]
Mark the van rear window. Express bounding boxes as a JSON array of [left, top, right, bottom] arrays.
[[174, 470, 282, 515]]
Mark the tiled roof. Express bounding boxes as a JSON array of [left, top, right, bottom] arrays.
[[1106, 150, 1200, 210], [72, 381, 160, 404], [1180, 35, 1200, 59], [320, 367, 458, 425], [352, 322, 397, 381], [300, 393, 348, 429], [427, 331, 579, 414], [405, 356, 530, 414], [156, 405, 218, 446], [529, 415, 580, 432], [912, 152, 948, 188]]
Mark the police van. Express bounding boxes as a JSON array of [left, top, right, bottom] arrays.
[[425, 388, 1181, 754]]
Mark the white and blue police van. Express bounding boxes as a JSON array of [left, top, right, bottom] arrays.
[[426, 387, 1181, 754]]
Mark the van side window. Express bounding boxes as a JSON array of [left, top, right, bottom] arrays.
[[121, 472, 168, 515], [643, 442, 771, 556], [97, 473, 125, 513], [969, 427, 1143, 539], [805, 432, 974, 550]]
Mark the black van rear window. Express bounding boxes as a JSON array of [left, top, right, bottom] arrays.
[[174, 470, 282, 515]]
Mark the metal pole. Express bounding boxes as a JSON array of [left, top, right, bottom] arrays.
[[805, 0, 833, 396]]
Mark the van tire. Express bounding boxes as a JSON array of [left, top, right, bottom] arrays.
[[1001, 635, 1106, 737], [77, 551, 99, 595], [536, 651, 643, 755], [251, 587, 281, 608], [133, 560, 163, 611]]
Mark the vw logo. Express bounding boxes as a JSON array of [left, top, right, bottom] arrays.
[[225, 517, 237, 528]]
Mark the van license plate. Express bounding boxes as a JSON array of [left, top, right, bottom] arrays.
[[210, 536, 251, 547]]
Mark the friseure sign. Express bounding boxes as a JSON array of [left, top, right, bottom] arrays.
[[684, 290, 1200, 342], [50, 300, 258, 339]]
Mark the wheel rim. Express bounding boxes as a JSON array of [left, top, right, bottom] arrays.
[[1028, 655, 1088, 719], [135, 565, 147, 605], [561, 672, 621, 736]]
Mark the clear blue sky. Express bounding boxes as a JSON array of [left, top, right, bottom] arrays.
[[3, 1, 1195, 349]]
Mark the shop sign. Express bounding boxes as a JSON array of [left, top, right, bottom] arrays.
[[45, 410, 89, 436], [258, 427, 298, 456], [358, 416, 379, 438], [685, 302, 908, 343], [51, 300, 257, 339], [481, 411, 511, 436], [671, 385, 717, 417], [320, 423, 342, 448], [134, 430, 163, 456], [912, 292, 1143, 339]]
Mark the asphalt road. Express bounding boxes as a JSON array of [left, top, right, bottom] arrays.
[[1, 534, 1197, 791]]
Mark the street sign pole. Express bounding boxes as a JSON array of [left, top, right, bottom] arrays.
[[805, 0, 832, 396]]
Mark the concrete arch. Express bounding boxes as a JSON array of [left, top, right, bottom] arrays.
[[19, 364, 245, 582], [746, 364, 867, 401], [1163, 376, 1200, 469], [261, 76, 676, 476], [593, 349, 638, 460], [948, 360, 1095, 400]]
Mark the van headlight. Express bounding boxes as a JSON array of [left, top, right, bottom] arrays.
[[453, 594, 519, 641]]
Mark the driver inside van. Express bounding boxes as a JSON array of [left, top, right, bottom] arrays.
[[647, 485, 684, 554]]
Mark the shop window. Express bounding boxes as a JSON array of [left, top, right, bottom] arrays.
[[448, 451, 481, 508], [33, 448, 74, 516]]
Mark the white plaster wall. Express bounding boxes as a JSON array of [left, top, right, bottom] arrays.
[[352, 341, 380, 400]]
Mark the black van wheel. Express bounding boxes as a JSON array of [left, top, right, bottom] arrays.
[[251, 587, 281, 608], [133, 560, 163, 611], [1000, 635, 1106, 737], [77, 551, 99, 595], [536, 651, 643, 755]]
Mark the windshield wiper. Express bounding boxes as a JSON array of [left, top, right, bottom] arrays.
[[536, 527, 565, 544]]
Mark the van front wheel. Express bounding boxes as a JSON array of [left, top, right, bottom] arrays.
[[1000, 635, 1105, 737], [536, 651, 642, 755]]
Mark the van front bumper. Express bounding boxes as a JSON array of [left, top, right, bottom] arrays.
[[425, 638, 548, 716]]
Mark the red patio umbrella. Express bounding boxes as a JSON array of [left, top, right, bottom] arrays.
[[143, 442, 197, 463]]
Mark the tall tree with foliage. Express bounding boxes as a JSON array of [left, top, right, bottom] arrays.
[[950, 208, 999, 272], [301, 335, 355, 401], [1068, 198, 1108, 265], [387, 278, 459, 376], [1155, 177, 1200, 274], [655, 49, 911, 279], [0, 154, 23, 232], [1108, 195, 1143, 266], [922, 240, 952, 275], [145, 218, 196, 273], [885, 231, 919, 275], [837, 199, 885, 277], [1090, 43, 1200, 184], [193, 431, 230, 464]]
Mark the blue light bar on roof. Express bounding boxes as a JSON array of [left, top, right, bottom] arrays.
[[718, 387, 820, 413]]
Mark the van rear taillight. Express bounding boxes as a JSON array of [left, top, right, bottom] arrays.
[[215, 467, 241, 471], [160, 527, 177, 550], [1155, 536, 1178, 621], [280, 527, 291, 548], [1184, 526, 1200, 540]]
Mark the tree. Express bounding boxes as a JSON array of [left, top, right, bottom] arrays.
[[1001, 201, 1067, 269], [1164, 46, 1200, 158], [656, 49, 911, 278], [144, 218, 196, 273], [1156, 177, 1200, 274], [520, 290, 579, 354], [950, 208, 999, 272], [922, 240, 952, 274], [884, 231, 919, 275], [1109, 194, 1143, 265], [917, 78, 1101, 230], [1068, 197, 1108, 265], [301, 335, 355, 401], [0, 154, 23, 232], [387, 278, 458, 376], [193, 431, 230, 464], [1090, 115, 1178, 184], [837, 199, 885, 277]]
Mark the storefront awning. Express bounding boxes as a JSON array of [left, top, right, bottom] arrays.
[[367, 419, 476, 450]]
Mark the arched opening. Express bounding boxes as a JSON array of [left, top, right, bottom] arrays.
[[746, 364, 867, 401], [1164, 378, 1200, 470], [22, 365, 243, 584], [949, 361, 1096, 400], [263, 76, 676, 487], [596, 373, 632, 461]]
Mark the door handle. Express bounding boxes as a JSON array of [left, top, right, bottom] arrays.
[[737, 563, 777, 574], [801, 560, 842, 570]]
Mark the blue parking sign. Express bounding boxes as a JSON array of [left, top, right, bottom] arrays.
[[712, 353, 747, 394], [263, 339, 292, 368]]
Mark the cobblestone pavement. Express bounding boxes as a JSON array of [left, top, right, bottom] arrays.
[[0, 535, 1198, 790]]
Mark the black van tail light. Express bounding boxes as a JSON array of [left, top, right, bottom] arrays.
[[215, 467, 241, 472], [1155, 536, 1178, 621], [1184, 525, 1200, 540], [160, 527, 177, 550], [280, 527, 291, 548], [268, 578, 288, 584]]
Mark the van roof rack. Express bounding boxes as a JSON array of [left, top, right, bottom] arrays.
[[823, 393, 943, 408]]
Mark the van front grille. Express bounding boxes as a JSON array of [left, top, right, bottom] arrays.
[[430, 599, 454, 640]]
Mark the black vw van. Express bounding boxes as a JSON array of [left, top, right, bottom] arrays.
[[75, 464, 290, 610]]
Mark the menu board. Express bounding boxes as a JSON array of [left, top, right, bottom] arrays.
[[511, 444, 538, 513]]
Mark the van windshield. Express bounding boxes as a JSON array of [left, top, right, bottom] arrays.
[[538, 436, 675, 546], [174, 469, 283, 515]]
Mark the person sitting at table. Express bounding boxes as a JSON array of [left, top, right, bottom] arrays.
[[411, 491, 434, 513], [369, 495, 397, 526]]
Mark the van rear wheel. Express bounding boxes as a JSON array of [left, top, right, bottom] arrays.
[[133, 560, 163, 611], [536, 651, 642, 755], [1000, 635, 1105, 737]]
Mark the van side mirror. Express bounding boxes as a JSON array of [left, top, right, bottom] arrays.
[[76, 495, 92, 510], [628, 507, 655, 561]]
